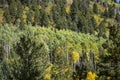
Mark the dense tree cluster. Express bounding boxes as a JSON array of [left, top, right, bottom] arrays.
[[2, 0, 120, 36], [0, 25, 105, 80], [2, 0, 120, 37], [0, 0, 120, 80]]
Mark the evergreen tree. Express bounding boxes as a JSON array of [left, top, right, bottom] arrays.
[[108, 5, 115, 18], [98, 20, 106, 38], [103, 9, 108, 17], [9, 0, 17, 19], [34, 8, 40, 25], [26, 10, 33, 24], [102, 25, 120, 79], [91, 17, 97, 31], [70, 0, 79, 22], [19, 19, 25, 30], [40, 9, 49, 27], [115, 13, 120, 22], [70, 0, 79, 31], [31, 0, 37, 11], [3, 9, 11, 23], [16, 0, 23, 19], [93, 3, 99, 14]]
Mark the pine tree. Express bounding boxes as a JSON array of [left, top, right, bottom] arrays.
[[19, 19, 25, 30], [102, 25, 120, 79], [16, 0, 23, 19], [91, 17, 97, 31], [108, 5, 115, 18], [103, 9, 108, 17], [70, 0, 79, 21], [34, 8, 40, 25], [3, 8, 11, 23], [26, 10, 33, 24], [40, 9, 49, 27], [93, 3, 99, 14], [98, 20, 106, 38], [9, 0, 17, 19], [31, 0, 37, 11], [115, 13, 120, 22]]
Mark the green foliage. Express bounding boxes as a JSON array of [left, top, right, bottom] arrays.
[[3, 9, 11, 23], [2, 0, 119, 36], [1, 0, 120, 79], [99, 24, 120, 79], [3, 0, 23, 24], [93, 3, 99, 14], [115, 13, 120, 22], [26, 10, 33, 24], [108, 5, 115, 18], [0, 25, 105, 80]]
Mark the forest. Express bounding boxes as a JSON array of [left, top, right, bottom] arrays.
[[0, 0, 120, 80]]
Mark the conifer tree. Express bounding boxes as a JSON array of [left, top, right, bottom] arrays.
[[27, 10, 33, 24], [108, 5, 115, 18], [98, 20, 106, 38], [16, 0, 23, 19], [31, 0, 37, 11], [70, 0, 79, 21], [19, 19, 25, 30], [3, 9, 11, 23], [102, 24, 120, 79], [40, 9, 49, 27], [103, 9, 108, 17], [115, 13, 120, 22], [9, 0, 17, 18], [34, 8, 40, 25], [93, 3, 99, 14]]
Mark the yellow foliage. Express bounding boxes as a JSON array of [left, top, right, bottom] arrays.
[[22, 14, 27, 22], [44, 74, 51, 80], [32, 16, 34, 22], [107, 76, 111, 80], [45, 64, 52, 72], [61, 68, 69, 73], [72, 51, 79, 63], [94, 14, 104, 26], [86, 52, 90, 61], [54, 70, 59, 75], [0, 9, 4, 23], [86, 71, 97, 80], [56, 47, 64, 55], [66, 6, 70, 14], [44, 64, 53, 80], [45, 2, 53, 15], [66, 0, 73, 4]]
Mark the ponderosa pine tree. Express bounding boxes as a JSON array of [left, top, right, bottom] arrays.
[[70, 0, 79, 22], [103, 8, 108, 17], [70, 0, 79, 31], [108, 5, 115, 18], [31, 0, 37, 11], [26, 10, 33, 24], [9, 0, 17, 22], [40, 8, 49, 27], [93, 3, 99, 14], [34, 7, 40, 26], [101, 24, 120, 80], [98, 20, 106, 38], [3, 8, 11, 23], [16, 0, 23, 20], [115, 13, 120, 22]]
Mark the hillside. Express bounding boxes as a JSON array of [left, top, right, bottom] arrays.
[[0, 0, 120, 36], [0, 0, 120, 80], [0, 24, 105, 80]]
